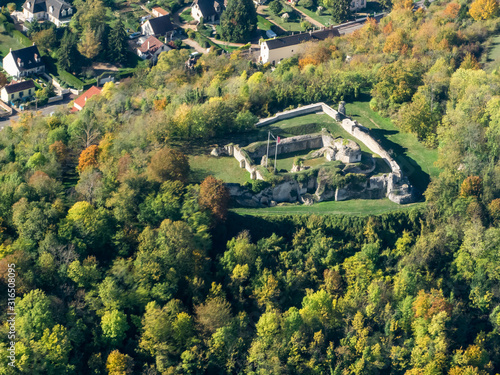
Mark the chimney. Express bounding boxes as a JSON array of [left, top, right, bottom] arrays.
[[309, 30, 312, 35], [148, 41, 150, 50], [9, 48, 12, 53], [32, 42, 35, 46], [84, 96, 87, 102]]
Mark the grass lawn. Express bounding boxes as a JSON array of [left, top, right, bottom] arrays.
[[232, 199, 425, 216], [189, 155, 251, 184], [294, 5, 335, 26], [266, 113, 374, 154], [180, 8, 194, 22], [0, 32, 26, 60], [485, 34, 500, 72], [257, 15, 274, 30], [344, 96, 440, 194], [261, 7, 305, 32]]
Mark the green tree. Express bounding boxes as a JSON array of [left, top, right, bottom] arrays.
[[220, 0, 257, 43], [270, 0, 283, 14], [101, 310, 130, 346], [330, 0, 350, 23], [57, 30, 79, 72], [109, 19, 128, 64]]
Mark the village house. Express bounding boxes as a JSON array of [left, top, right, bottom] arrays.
[[191, 0, 225, 23], [141, 15, 177, 40], [152, 6, 169, 17], [259, 28, 340, 65], [22, 0, 73, 27], [137, 36, 171, 61], [72, 86, 101, 111], [3, 45, 45, 79], [1, 80, 36, 104]]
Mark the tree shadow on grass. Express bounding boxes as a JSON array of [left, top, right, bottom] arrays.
[[366, 128, 430, 198]]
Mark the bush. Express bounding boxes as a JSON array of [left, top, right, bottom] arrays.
[[187, 29, 196, 39]]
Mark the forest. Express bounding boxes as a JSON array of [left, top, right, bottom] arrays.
[[2, 0, 500, 374]]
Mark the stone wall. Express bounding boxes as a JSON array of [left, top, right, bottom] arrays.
[[245, 133, 324, 159], [227, 102, 413, 205]]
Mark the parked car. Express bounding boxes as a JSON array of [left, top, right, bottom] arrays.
[[129, 32, 142, 39]]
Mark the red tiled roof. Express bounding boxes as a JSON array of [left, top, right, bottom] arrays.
[[138, 36, 165, 54], [152, 6, 168, 15], [73, 86, 101, 110]]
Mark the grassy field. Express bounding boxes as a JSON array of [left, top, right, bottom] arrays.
[[344, 96, 440, 194], [266, 113, 374, 154], [232, 199, 425, 216], [294, 5, 334, 26], [257, 15, 274, 30], [0, 32, 27, 60], [261, 7, 305, 32], [485, 34, 500, 72], [189, 155, 251, 184]]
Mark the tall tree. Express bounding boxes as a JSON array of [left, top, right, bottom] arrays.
[[108, 19, 128, 64], [78, 28, 102, 59], [220, 0, 257, 43], [330, 0, 350, 23], [57, 30, 79, 71]]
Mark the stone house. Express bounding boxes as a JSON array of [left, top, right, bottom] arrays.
[[259, 28, 340, 65], [141, 15, 177, 40], [191, 0, 224, 23], [1, 80, 35, 104], [22, 0, 73, 27], [2, 45, 45, 79], [152, 7, 169, 17], [136, 36, 171, 61], [72, 86, 101, 111]]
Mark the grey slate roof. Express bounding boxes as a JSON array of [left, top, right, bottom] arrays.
[[265, 28, 341, 50], [146, 15, 176, 35], [193, 0, 218, 18], [4, 80, 35, 94], [23, 0, 72, 19], [10, 45, 45, 72]]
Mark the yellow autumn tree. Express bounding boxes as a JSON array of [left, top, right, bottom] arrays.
[[469, 0, 498, 20]]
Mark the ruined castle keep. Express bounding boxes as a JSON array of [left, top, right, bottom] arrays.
[[212, 102, 414, 205]]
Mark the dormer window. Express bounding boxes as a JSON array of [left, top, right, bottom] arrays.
[[17, 58, 24, 67], [34, 53, 40, 62], [49, 5, 54, 13], [62, 9, 66, 16], [68, 8, 72, 14]]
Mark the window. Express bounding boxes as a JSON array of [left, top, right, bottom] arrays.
[[62, 9, 66, 16], [11, 94, 13, 100], [28, 89, 31, 95], [68, 8, 72, 14]]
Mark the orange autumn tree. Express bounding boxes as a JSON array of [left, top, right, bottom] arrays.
[[443, 2, 461, 19], [460, 176, 483, 198], [469, 0, 498, 20], [78, 145, 100, 173], [199, 176, 230, 221]]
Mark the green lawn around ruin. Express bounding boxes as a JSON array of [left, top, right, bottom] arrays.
[[189, 155, 252, 185], [344, 96, 440, 194], [232, 199, 425, 216]]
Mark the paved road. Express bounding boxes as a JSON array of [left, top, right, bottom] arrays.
[[2, 94, 74, 127]]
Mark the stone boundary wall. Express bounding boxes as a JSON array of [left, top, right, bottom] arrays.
[[0, 100, 13, 118], [246, 133, 324, 159], [257, 102, 402, 178], [226, 144, 265, 180]]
